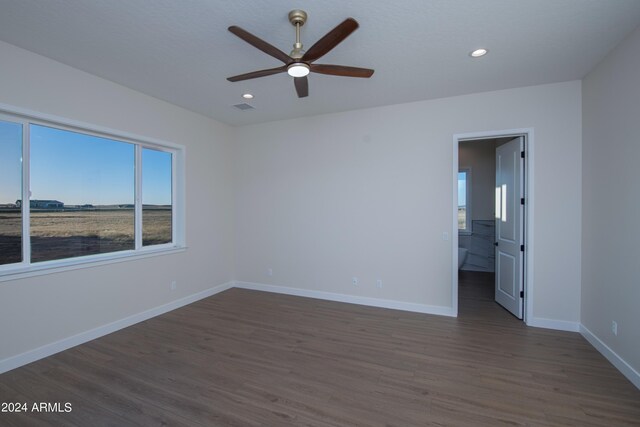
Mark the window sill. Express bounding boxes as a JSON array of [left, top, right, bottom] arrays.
[[459, 231, 472, 236], [0, 246, 187, 283]]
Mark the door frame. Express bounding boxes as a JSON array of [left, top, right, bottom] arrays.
[[451, 128, 534, 323]]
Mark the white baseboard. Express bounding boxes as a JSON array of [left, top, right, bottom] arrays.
[[0, 281, 234, 375], [580, 324, 640, 390], [234, 281, 455, 317], [527, 317, 580, 332]]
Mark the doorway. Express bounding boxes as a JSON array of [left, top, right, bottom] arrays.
[[452, 129, 533, 322]]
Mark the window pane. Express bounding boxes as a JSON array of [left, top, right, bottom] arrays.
[[142, 148, 172, 246], [0, 120, 23, 265], [458, 171, 467, 230], [30, 125, 135, 262]]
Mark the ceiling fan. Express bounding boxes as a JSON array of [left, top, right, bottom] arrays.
[[227, 10, 374, 98]]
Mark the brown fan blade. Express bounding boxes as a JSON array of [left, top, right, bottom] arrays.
[[227, 66, 287, 82], [228, 26, 292, 64], [310, 64, 374, 78], [302, 18, 359, 63], [294, 76, 309, 98]]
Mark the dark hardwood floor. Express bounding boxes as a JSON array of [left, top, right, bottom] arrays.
[[1, 273, 639, 426]]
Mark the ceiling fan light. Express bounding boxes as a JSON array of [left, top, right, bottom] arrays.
[[287, 63, 310, 77]]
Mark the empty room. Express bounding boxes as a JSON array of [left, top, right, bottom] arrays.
[[1, 1, 639, 425]]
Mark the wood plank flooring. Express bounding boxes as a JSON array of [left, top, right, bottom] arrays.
[[1, 272, 639, 426]]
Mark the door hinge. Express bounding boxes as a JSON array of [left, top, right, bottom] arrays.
[[521, 151, 525, 159], [521, 197, 525, 205], [520, 244, 525, 252], [520, 290, 524, 298]]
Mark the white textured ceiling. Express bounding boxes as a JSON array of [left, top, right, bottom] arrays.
[[1, 0, 640, 126]]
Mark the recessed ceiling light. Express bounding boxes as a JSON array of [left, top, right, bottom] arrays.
[[470, 48, 488, 58], [242, 93, 254, 99]]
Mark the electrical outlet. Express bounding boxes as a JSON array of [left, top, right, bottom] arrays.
[[376, 279, 383, 289], [612, 321, 618, 336], [267, 268, 273, 276], [170, 281, 177, 291], [352, 277, 358, 286]]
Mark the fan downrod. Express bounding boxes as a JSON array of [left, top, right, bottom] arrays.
[[288, 10, 308, 59]]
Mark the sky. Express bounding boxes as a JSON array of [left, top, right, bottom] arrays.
[[0, 120, 171, 205], [0, 120, 22, 204]]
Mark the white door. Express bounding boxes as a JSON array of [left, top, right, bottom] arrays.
[[495, 137, 524, 319]]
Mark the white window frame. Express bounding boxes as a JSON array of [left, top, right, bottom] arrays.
[[458, 167, 472, 235], [0, 105, 186, 281]]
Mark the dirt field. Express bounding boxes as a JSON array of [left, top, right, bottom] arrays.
[[0, 209, 171, 264]]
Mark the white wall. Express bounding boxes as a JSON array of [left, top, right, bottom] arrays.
[[0, 41, 235, 364], [234, 81, 582, 323], [582, 26, 640, 375]]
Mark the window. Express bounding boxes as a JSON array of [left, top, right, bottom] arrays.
[[0, 119, 23, 265], [142, 148, 173, 246], [0, 110, 183, 276], [30, 124, 136, 262], [458, 169, 471, 233]]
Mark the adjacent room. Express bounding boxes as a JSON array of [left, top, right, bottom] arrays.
[[1, 1, 639, 425]]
